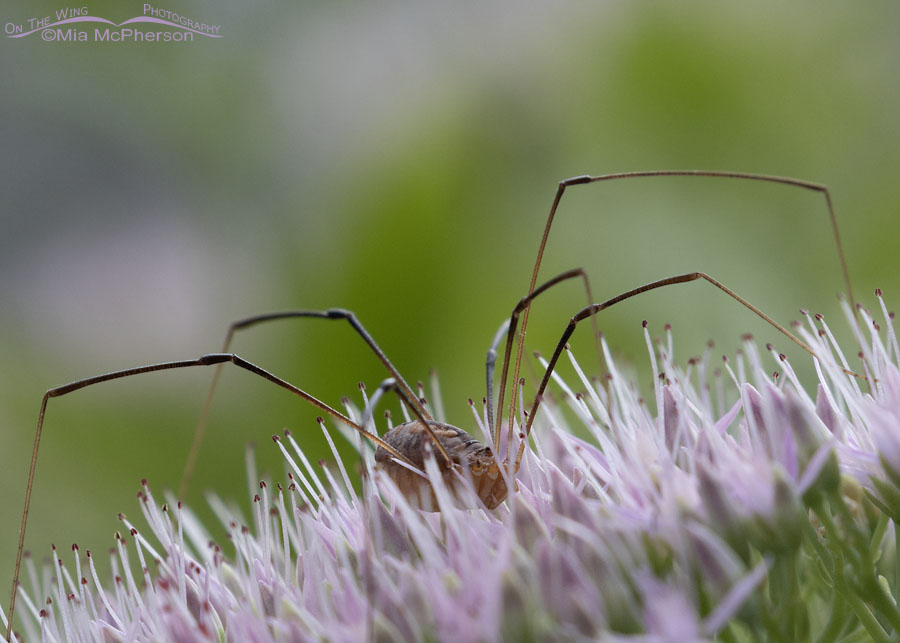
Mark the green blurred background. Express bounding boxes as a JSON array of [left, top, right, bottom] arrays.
[[2, 0, 899, 616]]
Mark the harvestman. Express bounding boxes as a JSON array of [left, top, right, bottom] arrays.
[[5, 170, 859, 640]]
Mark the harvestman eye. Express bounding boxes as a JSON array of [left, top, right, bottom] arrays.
[[5, 170, 862, 641]]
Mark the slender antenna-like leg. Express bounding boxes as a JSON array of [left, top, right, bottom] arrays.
[[6, 352, 416, 642], [514, 271, 863, 471], [360, 378, 399, 432], [485, 319, 509, 439], [180, 308, 430, 498], [508, 171, 855, 451], [492, 268, 596, 457]]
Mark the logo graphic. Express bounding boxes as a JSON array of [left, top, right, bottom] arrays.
[[5, 4, 222, 43]]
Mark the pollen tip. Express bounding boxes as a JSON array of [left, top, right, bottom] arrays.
[[341, 396, 350, 404], [533, 350, 542, 358], [358, 381, 365, 390], [316, 416, 324, 424], [765, 343, 774, 351], [72, 543, 78, 551], [467, 397, 474, 406], [741, 333, 753, 342], [519, 377, 526, 385], [876, 287, 883, 297], [259, 481, 267, 489], [641, 320, 648, 328], [664, 323, 672, 331], [779, 353, 787, 361], [272, 435, 280, 442], [141, 478, 148, 486], [815, 313, 824, 321], [117, 512, 125, 520], [253, 495, 260, 502], [799, 308, 809, 316]]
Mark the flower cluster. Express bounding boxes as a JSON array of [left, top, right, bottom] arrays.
[[5, 293, 900, 642]]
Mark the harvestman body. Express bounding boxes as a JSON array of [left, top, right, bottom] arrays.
[[5, 171, 859, 640]]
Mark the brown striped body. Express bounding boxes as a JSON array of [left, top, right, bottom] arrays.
[[374, 420, 509, 510]]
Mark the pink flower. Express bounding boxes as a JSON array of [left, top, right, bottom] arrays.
[[8, 293, 900, 641]]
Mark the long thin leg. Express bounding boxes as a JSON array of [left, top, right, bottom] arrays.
[[508, 171, 855, 454], [513, 271, 863, 471], [484, 319, 509, 438], [6, 352, 418, 642], [491, 268, 598, 455], [180, 308, 430, 498], [359, 378, 406, 434]]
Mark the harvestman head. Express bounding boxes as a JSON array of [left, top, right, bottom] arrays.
[[5, 170, 861, 640]]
